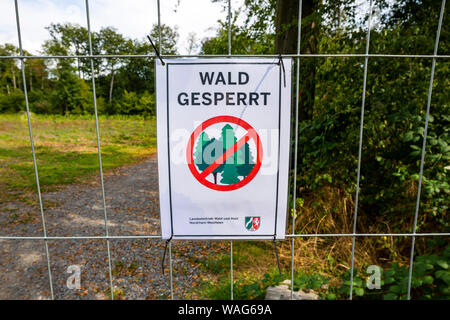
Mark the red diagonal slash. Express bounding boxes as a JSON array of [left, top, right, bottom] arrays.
[[198, 130, 256, 180], [186, 116, 263, 191]]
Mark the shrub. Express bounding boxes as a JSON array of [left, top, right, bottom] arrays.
[[339, 243, 450, 300], [0, 90, 25, 113]]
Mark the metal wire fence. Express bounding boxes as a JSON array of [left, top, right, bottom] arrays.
[[1, 0, 449, 300]]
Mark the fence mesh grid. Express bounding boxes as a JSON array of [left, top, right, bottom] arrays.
[[1, 0, 449, 300]]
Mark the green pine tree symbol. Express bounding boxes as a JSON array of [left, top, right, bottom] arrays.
[[192, 124, 254, 186], [220, 161, 240, 184], [209, 138, 225, 184], [193, 131, 225, 184], [220, 124, 235, 152], [219, 124, 241, 185], [193, 131, 211, 171], [237, 142, 255, 178]]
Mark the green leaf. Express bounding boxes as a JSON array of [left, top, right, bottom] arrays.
[[311, 135, 322, 144], [411, 278, 422, 288], [413, 263, 428, 276], [384, 276, 396, 285], [383, 293, 398, 300], [422, 276, 434, 285], [435, 270, 450, 285], [436, 260, 448, 269], [403, 131, 414, 142], [311, 279, 322, 289], [353, 278, 363, 287], [389, 285, 402, 294], [355, 288, 364, 296], [327, 293, 336, 300]]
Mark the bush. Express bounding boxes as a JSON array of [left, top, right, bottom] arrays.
[[339, 243, 450, 300], [0, 90, 25, 113], [137, 90, 155, 116], [27, 89, 52, 114], [50, 71, 92, 115], [203, 243, 450, 300], [116, 90, 155, 116]]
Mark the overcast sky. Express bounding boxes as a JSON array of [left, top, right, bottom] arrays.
[[0, 0, 244, 55]]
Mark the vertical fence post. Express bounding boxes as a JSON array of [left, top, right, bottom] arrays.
[[157, 0, 162, 51], [156, 0, 174, 300], [227, 0, 233, 301], [230, 240, 234, 300], [407, 0, 446, 300], [290, 0, 303, 300], [349, 0, 373, 300], [169, 239, 174, 300], [227, 0, 235, 301], [228, 0, 231, 56], [84, 0, 115, 300], [13, 0, 54, 300]]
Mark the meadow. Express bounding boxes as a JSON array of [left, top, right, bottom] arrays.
[[0, 113, 156, 204]]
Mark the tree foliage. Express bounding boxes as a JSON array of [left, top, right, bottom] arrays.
[[202, 0, 448, 248], [0, 22, 178, 116]]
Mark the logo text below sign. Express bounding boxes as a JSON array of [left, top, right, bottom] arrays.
[[156, 58, 292, 240], [186, 116, 263, 191]]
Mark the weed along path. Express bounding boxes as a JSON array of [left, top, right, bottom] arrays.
[[0, 155, 224, 300]]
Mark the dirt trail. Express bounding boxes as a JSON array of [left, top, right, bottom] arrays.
[[0, 155, 220, 300]]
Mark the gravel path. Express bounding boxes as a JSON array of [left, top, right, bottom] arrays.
[[0, 155, 224, 300]]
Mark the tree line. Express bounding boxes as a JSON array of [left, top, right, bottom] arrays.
[[0, 23, 179, 116]]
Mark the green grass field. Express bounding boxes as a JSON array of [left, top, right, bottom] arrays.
[[0, 113, 156, 204]]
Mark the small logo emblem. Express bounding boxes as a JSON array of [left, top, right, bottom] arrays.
[[245, 217, 260, 231]]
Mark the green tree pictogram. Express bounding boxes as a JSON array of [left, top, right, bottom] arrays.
[[192, 124, 256, 185], [207, 138, 225, 184], [193, 131, 210, 171], [219, 124, 240, 184], [193, 132, 225, 184], [220, 161, 241, 184], [237, 141, 255, 178]]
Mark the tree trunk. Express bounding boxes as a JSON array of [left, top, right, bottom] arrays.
[[77, 58, 81, 78], [275, 0, 319, 121], [275, 0, 299, 54], [6, 84, 10, 95], [75, 44, 81, 79], [29, 68, 32, 91], [109, 65, 115, 104], [11, 67, 16, 89]]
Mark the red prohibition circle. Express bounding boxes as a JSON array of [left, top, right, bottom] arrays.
[[186, 115, 263, 191]]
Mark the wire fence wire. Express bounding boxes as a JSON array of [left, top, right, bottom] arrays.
[[1, 0, 449, 300]]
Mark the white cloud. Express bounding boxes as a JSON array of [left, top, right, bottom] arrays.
[[0, 0, 244, 55]]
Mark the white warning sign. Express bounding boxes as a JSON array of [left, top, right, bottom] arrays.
[[156, 58, 292, 240]]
